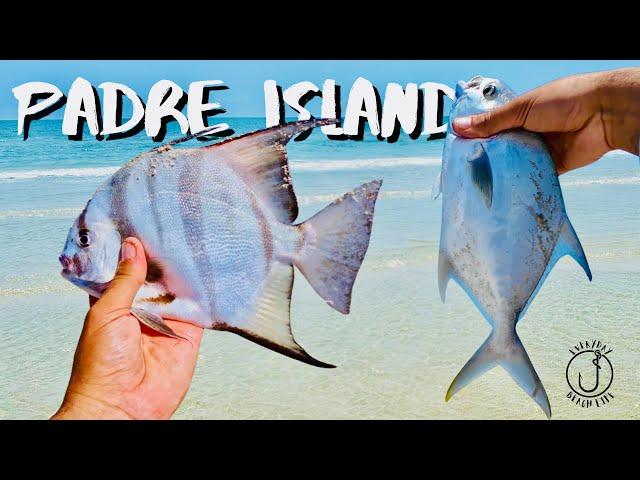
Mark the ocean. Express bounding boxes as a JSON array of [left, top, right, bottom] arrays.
[[1, 118, 638, 419]]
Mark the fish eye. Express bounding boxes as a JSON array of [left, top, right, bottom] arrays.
[[77, 229, 91, 248], [483, 84, 497, 99]]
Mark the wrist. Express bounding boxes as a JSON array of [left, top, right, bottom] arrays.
[[51, 391, 134, 420], [596, 68, 640, 154]]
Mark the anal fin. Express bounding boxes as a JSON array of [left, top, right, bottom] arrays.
[[516, 217, 592, 323], [216, 261, 334, 368], [557, 218, 592, 281]]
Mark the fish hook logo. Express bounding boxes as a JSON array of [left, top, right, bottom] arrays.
[[566, 340, 614, 409], [578, 350, 602, 393]]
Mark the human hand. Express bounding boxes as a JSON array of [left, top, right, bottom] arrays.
[[51, 237, 204, 420], [453, 68, 640, 174]]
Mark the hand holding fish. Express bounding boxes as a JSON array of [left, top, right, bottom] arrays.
[[51, 237, 203, 419], [453, 68, 640, 174]]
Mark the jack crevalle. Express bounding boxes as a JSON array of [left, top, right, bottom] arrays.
[[59, 119, 382, 367], [435, 77, 592, 417]]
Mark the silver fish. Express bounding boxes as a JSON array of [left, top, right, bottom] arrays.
[[435, 76, 592, 417], [60, 119, 382, 367]]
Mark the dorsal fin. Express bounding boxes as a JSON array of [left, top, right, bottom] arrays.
[[203, 119, 336, 224]]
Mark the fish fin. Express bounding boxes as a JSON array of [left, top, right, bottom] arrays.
[[438, 253, 453, 302], [557, 218, 592, 281], [446, 334, 497, 402], [204, 119, 337, 224], [152, 124, 233, 150], [446, 330, 551, 418], [294, 179, 382, 314], [431, 171, 442, 200], [216, 261, 335, 368], [516, 218, 591, 323], [467, 143, 493, 209], [500, 333, 552, 418], [131, 307, 185, 340]]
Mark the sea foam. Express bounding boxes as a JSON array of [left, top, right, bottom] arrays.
[[0, 167, 119, 180], [292, 157, 441, 171], [0, 157, 442, 180], [298, 189, 429, 206], [561, 175, 640, 187], [0, 190, 430, 219], [0, 208, 82, 219]]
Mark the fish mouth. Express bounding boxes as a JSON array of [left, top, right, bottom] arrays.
[[61, 271, 111, 297], [60, 268, 78, 283], [454, 76, 483, 101], [59, 257, 73, 278]]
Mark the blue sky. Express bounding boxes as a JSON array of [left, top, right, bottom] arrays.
[[2, 60, 639, 119]]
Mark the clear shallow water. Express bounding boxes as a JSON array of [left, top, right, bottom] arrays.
[[0, 119, 638, 419]]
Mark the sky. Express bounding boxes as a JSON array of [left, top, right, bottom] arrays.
[[2, 60, 639, 120]]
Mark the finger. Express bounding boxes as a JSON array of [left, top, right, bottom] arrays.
[[453, 95, 533, 138], [92, 237, 147, 315]]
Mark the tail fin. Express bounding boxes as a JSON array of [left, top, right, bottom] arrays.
[[294, 179, 382, 314], [446, 330, 551, 418]]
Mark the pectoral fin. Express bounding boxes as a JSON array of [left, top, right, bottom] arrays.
[[467, 143, 493, 209], [131, 307, 185, 340]]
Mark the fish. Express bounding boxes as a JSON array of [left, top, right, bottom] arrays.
[[435, 76, 592, 417], [59, 119, 382, 368]]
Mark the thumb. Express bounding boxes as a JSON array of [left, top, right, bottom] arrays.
[[453, 95, 532, 138], [92, 237, 147, 316]]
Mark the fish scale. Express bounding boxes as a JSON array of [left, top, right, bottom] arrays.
[[60, 119, 382, 368]]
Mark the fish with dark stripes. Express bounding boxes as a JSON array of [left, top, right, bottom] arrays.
[[59, 119, 382, 367]]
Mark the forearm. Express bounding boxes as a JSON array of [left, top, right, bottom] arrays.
[[598, 68, 640, 155]]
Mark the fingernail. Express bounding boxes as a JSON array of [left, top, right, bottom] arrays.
[[454, 117, 472, 130], [120, 239, 137, 261]]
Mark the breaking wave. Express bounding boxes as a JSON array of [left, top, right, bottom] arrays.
[[2, 163, 636, 189], [0, 208, 82, 219], [0, 157, 441, 181], [0, 190, 430, 219], [561, 175, 640, 187], [292, 157, 441, 171], [0, 167, 119, 180], [298, 189, 429, 206]]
